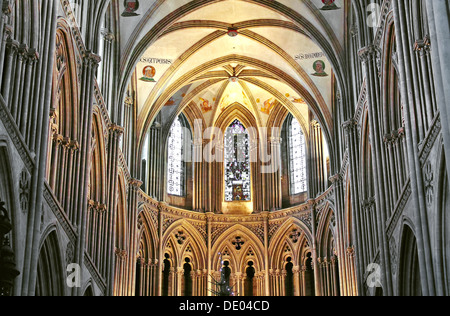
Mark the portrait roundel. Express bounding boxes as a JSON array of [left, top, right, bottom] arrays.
[[320, 0, 340, 11], [140, 66, 156, 82], [312, 60, 328, 77], [122, 0, 140, 17]]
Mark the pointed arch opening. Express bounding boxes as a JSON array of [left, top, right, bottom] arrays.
[[36, 231, 64, 297], [399, 225, 422, 296], [224, 119, 251, 202]]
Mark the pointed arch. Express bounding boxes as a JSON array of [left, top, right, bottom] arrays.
[[36, 229, 65, 296], [211, 224, 265, 273], [434, 142, 449, 295], [398, 222, 422, 296], [162, 220, 207, 270]]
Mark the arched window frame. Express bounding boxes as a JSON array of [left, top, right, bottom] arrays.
[[287, 116, 308, 195], [167, 115, 190, 197], [224, 119, 251, 202]]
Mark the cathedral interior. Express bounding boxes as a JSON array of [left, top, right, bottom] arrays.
[[0, 0, 449, 297]]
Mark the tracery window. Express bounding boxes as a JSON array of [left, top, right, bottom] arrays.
[[167, 117, 184, 196], [289, 118, 307, 194], [224, 120, 251, 202]]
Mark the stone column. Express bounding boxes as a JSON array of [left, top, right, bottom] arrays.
[[177, 267, 184, 296], [359, 44, 393, 296], [342, 118, 365, 295], [301, 266, 306, 296], [309, 200, 322, 296], [269, 137, 282, 210], [392, 0, 437, 296], [262, 211, 270, 295], [425, 0, 450, 185], [293, 266, 300, 296], [126, 178, 142, 296], [21, 0, 58, 295], [206, 212, 213, 295], [274, 270, 280, 296]]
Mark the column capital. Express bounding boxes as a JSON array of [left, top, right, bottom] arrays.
[[329, 174, 342, 185], [414, 36, 431, 55], [342, 119, 358, 133], [26, 48, 39, 63], [17, 43, 29, 60], [397, 127, 406, 139], [6, 37, 19, 52], [307, 199, 316, 209], [358, 44, 379, 62], [124, 96, 134, 107], [2, 0, 12, 16], [347, 246, 355, 257], [69, 140, 80, 152], [109, 123, 124, 136], [52, 134, 64, 144], [101, 28, 115, 42], [83, 50, 101, 66], [310, 119, 320, 128], [129, 178, 143, 189], [115, 248, 128, 260]]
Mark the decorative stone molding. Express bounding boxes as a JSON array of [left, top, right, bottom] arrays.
[[43, 182, 77, 242], [66, 242, 75, 266], [115, 248, 128, 261], [342, 119, 358, 134], [389, 236, 398, 275], [0, 96, 35, 171], [424, 161, 434, 207], [419, 115, 441, 165], [19, 169, 29, 213], [387, 180, 412, 237], [358, 45, 379, 63]]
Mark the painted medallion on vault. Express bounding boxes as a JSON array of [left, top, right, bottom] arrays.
[[122, 0, 140, 17]]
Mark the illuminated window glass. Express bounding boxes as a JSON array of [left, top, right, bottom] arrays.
[[289, 118, 307, 194], [167, 117, 184, 196], [224, 120, 251, 202]]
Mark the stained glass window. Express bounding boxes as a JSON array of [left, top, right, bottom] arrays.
[[289, 118, 307, 194], [167, 117, 184, 196], [224, 120, 251, 202]]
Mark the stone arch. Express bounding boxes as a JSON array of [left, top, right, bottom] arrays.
[[211, 105, 261, 214], [82, 281, 95, 296], [118, 0, 346, 124], [269, 217, 313, 269], [0, 139, 20, 296], [52, 20, 80, 139], [85, 110, 108, 278], [162, 220, 207, 270], [212, 224, 265, 273], [398, 222, 422, 296], [434, 142, 449, 295], [0, 140, 19, 246], [35, 227, 65, 296], [135, 210, 158, 297], [317, 204, 336, 258]]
